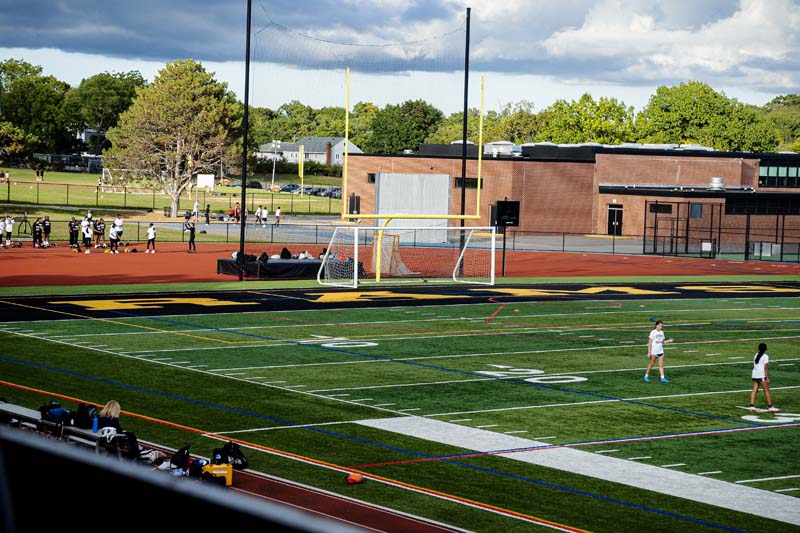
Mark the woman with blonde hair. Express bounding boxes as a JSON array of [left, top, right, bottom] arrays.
[[97, 400, 123, 432]]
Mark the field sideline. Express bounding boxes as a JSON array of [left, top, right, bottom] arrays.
[[1, 279, 799, 532]]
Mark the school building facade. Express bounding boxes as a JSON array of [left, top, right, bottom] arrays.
[[347, 144, 800, 259]]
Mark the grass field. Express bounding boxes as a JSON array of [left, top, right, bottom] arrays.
[[1, 287, 798, 532], [0, 168, 342, 215]]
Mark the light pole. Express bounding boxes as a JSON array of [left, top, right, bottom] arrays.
[[270, 140, 281, 188]]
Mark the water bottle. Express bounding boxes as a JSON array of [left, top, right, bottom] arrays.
[[92, 416, 98, 433]]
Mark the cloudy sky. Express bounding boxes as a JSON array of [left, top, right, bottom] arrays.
[[1, 0, 798, 114]]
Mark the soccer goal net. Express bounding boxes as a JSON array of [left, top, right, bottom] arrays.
[[318, 226, 496, 288]]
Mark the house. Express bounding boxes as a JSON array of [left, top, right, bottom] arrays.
[[256, 137, 362, 165]]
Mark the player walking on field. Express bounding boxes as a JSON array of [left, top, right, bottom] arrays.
[[749, 343, 780, 413], [644, 320, 673, 383]]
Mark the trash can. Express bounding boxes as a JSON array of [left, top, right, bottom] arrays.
[[163, 207, 172, 217]]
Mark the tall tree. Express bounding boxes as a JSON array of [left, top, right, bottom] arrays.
[[105, 60, 242, 217], [63, 71, 147, 154], [364, 100, 443, 153], [0, 59, 73, 153], [349, 101, 378, 150], [537, 94, 634, 144], [635, 81, 780, 151]]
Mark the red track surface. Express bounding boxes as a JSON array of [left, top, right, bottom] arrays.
[[2, 242, 799, 287]]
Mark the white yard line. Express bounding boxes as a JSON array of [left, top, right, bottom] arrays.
[[356, 417, 800, 526]]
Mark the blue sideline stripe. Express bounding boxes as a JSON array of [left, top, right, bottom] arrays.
[[105, 309, 764, 428], [0, 353, 745, 532]]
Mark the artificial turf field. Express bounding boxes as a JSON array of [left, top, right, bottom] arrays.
[[1, 281, 799, 532]]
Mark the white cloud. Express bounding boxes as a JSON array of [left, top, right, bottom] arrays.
[[541, 0, 800, 90]]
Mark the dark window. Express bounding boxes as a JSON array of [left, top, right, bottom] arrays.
[[454, 177, 483, 189], [689, 204, 703, 219], [649, 203, 673, 214], [367, 173, 376, 184]]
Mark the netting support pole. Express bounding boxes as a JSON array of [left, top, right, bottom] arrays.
[[458, 7, 471, 253], [238, 0, 252, 281]]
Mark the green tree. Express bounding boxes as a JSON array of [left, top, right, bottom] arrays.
[[497, 101, 546, 144], [537, 93, 634, 144], [349, 101, 378, 150], [635, 81, 780, 151], [314, 106, 346, 137], [62, 71, 147, 154], [249, 106, 279, 148], [0, 59, 73, 153], [426, 108, 497, 145], [273, 100, 317, 142], [365, 99, 443, 153], [105, 60, 242, 217], [0, 121, 35, 166], [763, 94, 800, 150]]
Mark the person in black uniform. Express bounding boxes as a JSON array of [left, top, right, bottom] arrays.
[[185, 221, 196, 252], [68, 217, 79, 248], [94, 218, 106, 248], [31, 217, 43, 248], [42, 215, 52, 247]]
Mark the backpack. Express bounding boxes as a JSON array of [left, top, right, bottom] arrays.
[[170, 443, 191, 469], [38, 401, 73, 436], [223, 441, 248, 470], [188, 458, 209, 478], [73, 403, 97, 429], [101, 430, 141, 460]]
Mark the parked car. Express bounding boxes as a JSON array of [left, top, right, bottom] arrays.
[[218, 177, 231, 186], [248, 181, 263, 189], [280, 183, 300, 193]]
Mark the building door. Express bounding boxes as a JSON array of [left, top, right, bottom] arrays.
[[607, 205, 623, 236]]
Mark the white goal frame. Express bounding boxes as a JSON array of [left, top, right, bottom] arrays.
[[317, 225, 496, 288]]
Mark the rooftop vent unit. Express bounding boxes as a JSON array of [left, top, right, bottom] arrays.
[[708, 176, 724, 191]]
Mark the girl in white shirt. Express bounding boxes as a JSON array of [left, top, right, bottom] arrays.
[[749, 342, 780, 413], [146, 223, 156, 253]]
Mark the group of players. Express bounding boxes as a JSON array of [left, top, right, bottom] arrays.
[[646, 320, 780, 413], [67, 212, 126, 254]]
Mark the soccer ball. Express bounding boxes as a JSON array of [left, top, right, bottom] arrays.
[[124, 248, 130, 253], [346, 473, 363, 485]]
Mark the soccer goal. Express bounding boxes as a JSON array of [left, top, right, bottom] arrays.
[[318, 226, 496, 288]]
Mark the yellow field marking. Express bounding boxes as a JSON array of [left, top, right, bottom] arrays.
[[0, 299, 239, 345], [58, 297, 257, 311], [676, 285, 800, 294], [481, 286, 680, 297], [306, 291, 469, 303]]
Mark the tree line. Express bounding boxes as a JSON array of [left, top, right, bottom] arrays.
[[1, 57, 799, 215]]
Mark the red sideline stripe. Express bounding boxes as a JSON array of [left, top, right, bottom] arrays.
[[0, 380, 587, 532]]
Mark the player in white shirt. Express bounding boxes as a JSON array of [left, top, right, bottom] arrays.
[[749, 343, 779, 412], [145, 223, 156, 253], [644, 320, 673, 383]]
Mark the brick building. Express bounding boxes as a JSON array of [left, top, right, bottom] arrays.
[[347, 143, 800, 258]]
